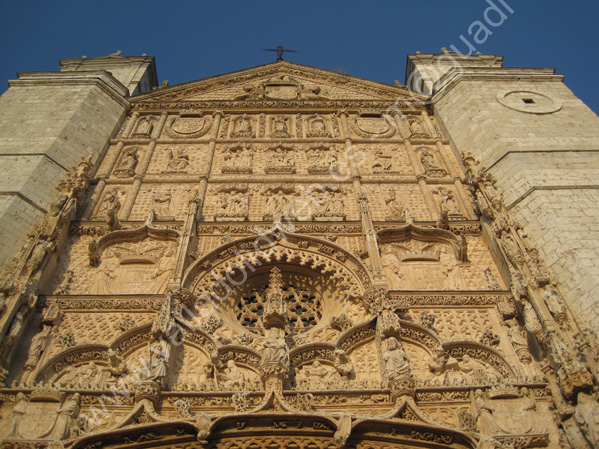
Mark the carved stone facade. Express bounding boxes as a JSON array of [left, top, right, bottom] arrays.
[[0, 52, 598, 449]]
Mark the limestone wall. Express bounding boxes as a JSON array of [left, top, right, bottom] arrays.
[[0, 71, 129, 272], [431, 71, 599, 334]]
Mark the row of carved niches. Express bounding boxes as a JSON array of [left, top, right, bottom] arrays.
[[378, 236, 503, 292], [127, 112, 443, 141], [28, 308, 534, 396], [92, 182, 465, 223], [205, 184, 352, 222], [100, 142, 455, 181], [0, 384, 553, 441]]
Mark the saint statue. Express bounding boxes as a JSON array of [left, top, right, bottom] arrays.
[[382, 337, 412, 384], [238, 114, 252, 133], [575, 392, 599, 447], [260, 327, 289, 367], [167, 148, 189, 171], [420, 151, 438, 170], [118, 149, 138, 171], [136, 116, 153, 135], [218, 360, 246, 390]]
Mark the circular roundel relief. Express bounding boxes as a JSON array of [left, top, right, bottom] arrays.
[[496, 90, 562, 114]]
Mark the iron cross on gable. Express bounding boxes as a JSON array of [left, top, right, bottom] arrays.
[[263, 45, 298, 62]]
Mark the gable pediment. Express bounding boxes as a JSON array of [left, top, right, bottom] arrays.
[[132, 61, 428, 103]]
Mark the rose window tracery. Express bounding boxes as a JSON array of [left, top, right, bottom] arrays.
[[237, 282, 322, 334]]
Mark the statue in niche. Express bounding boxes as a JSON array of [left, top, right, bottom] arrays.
[[334, 349, 354, 379], [458, 354, 490, 384], [223, 148, 235, 167], [151, 247, 175, 293], [326, 192, 344, 216], [371, 149, 392, 172], [271, 115, 290, 138], [420, 151, 439, 170], [145, 339, 169, 386], [301, 361, 329, 387], [44, 393, 81, 440], [166, 148, 189, 172], [313, 191, 344, 219], [231, 191, 248, 215], [238, 146, 253, 166], [152, 190, 174, 218], [106, 208, 120, 231], [502, 234, 525, 268], [198, 363, 217, 390], [82, 362, 103, 389], [385, 189, 405, 221], [98, 189, 121, 218], [409, 118, 427, 136], [218, 360, 246, 390], [438, 189, 461, 216], [381, 246, 402, 290], [27, 239, 55, 274], [135, 116, 153, 136], [118, 148, 139, 171], [516, 387, 547, 434], [275, 147, 293, 166], [506, 319, 532, 364], [443, 262, 465, 290], [308, 148, 338, 172], [56, 366, 80, 386], [238, 114, 252, 133], [8, 392, 28, 437], [262, 191, 277, 217], [215, 191, 248, 218], [575, 392, 599, 447], [324, 149, 338, 167], [543, 285, 567, 318], [310, 115, 326, 133], [382, 337, 412, 384], [21, 325, 52, 383], [89, 252, 118, 295], [108, 349, 127, 377], [428, 349, 447, 377], [473, 389, 497, 435], [260, 327, 289, 367]]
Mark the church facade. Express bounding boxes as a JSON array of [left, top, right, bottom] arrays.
[[0, 51, 599, 448]]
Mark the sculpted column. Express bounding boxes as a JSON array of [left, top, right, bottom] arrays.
[[82, 141, 123, 220], [196, 111, 223, 217], [394, 115, 437, 220], [338, 110, 362, 193], [433, 138, 477, 220], [259, 268, 290, 399], [358, 193, 385, 285], [120, 112, 168, 220]]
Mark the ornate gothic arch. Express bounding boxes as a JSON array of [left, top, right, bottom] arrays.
[[377, 223, 467, 262], [183, 229, 372, 299], [68, 411, 479, 449]]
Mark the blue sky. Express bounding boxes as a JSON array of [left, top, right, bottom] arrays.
[[1, 1, 598, 113]]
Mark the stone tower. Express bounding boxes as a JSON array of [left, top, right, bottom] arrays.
[[0, 52, 598, 449]]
